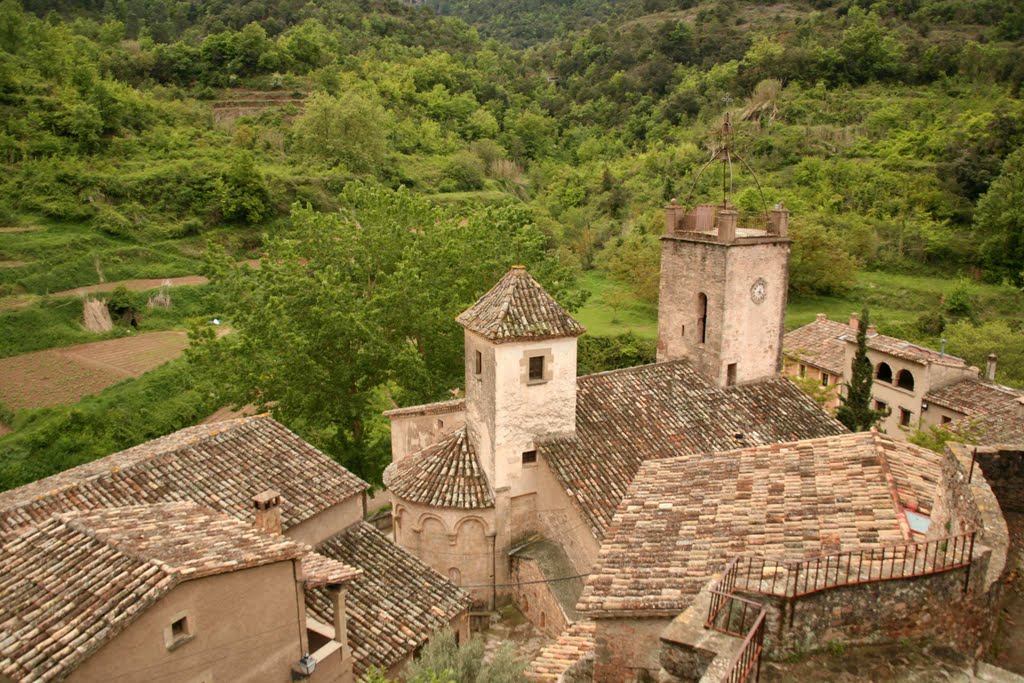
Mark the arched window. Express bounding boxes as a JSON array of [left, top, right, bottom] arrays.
[[697, 293, 708, 344], [449, 567, 461, 585], [896, 369, 915, 391], [876, 362, 893, 383]]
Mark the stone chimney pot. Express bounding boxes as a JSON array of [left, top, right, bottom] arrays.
[[816, 313, 827, 323], [849, 313, 859, 329], [252, 489, 283, 535], [986, 354, 998, 381], [665, 198, 683, 236], [717, 209, 738, 243], [768, 202, 789, 236]]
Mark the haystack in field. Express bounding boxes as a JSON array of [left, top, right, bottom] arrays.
[[83, 298, 113, 333]]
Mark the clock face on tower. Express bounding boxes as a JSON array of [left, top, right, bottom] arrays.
[[750, 277, 767, 304]]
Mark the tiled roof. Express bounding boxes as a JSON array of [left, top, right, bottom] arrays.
[[0, 502, 338, 683], [541, 361, 847, 538], [306, 522, 471, 677], [383, 427, 493, 509], [383, 398, 465, 418], [577, 432, 942, 618], [456, 266, 585, 343], [926, 378, 1022, 416], [526, 621, 596, 681], [783, 316, 851, 375], [302, 552, 364, 588], [925, 379, 1024, 447], [837, 330, 967, 367], [0, 415, 368, 535]]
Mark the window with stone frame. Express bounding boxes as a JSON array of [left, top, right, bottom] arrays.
[[899, 407, 912, 427], [528, 356, 544, 381]]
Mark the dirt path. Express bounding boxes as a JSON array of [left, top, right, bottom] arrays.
[[0, 331, 189, 410], [52, 276, 209, 297]]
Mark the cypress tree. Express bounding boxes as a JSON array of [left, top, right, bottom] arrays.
[[836, 308, 887, 432]]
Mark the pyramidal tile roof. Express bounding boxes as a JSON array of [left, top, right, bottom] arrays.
[[383, 427, 494, 509], [456, 266, 585, 343]]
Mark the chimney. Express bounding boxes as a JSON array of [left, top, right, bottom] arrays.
[[717, 208, 738, 243], [768, 202, 789, 236], [252, 489, 283, 535], [665, 199, 683, 235], [816, 313, 827, 323], [867, 325, 877, 336], [986, 353, 998, 381], [849, 313, 859, 329]]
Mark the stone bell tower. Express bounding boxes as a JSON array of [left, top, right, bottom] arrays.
[[456, 265, 584, 494], [656, 116, 791, 387]]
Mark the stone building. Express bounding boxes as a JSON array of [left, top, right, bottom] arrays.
[[383, 199, 845, 627], [0, 415, 470, 681], [783, 313, 1022, 440]]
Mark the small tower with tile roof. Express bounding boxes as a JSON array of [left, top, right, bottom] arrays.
[[456, 265, 585, 493]]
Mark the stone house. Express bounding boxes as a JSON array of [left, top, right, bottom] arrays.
[[574, 430, 1003, 680], [383, 201, 847, 638], [783, 314, 1022, 441], [0, 415, 471, 681], [0, 502, 361, 683]]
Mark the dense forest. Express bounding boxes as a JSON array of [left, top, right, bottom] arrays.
[[0, 0, 1022, 487]]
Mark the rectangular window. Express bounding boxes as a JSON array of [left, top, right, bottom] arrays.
[[474, 350, 482, 375], [726, 363, 737, 387], [899, 408, 912, 427], [821, 373, 829, 386], [528, 356, 544, 381], [522, 450, 537, 465], [874, 400, 887, 412], [799, 364, 807, 377]]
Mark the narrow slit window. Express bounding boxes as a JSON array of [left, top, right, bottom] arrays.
[[474, 350, 482, 375], [726, 363, 737, 387], [528, 356, 544, 381], [821, 373, 829, 387], [697, 293, 708, 344], [799, 364, 807, 377]]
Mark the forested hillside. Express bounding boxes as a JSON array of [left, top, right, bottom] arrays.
[[0, 0, 1022, 487]]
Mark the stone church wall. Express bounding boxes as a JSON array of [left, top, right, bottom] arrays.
[[392, 500, 496, 609], [510, 555, 570, 639]]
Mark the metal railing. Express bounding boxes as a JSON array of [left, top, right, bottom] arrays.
[[724, 531, 976, 599], [720, 608, 766, 683], [704, 532, 976, 683]]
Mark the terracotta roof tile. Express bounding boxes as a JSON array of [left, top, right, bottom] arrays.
[[783, 317, 852, 375], [0, 502, 329, 683], [526, 621, 595, 681], [383, 427, 493, 509], [456, 267, 584, 343], [0, 415, 368, 535], [302, 552, 363, 588], [926, 378, 1023, 417], [306, 523, 471, 677], [383, 398, 465, 418], [541, 361, 847, 538], [577, 432, 943, 618]]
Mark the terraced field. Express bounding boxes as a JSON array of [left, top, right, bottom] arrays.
[[0, 331, 189, 409]]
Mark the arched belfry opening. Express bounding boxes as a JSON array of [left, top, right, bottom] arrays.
[[656, 110, 792, 387]]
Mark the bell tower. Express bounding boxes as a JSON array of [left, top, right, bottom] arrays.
[[656, 117, 791, 387]]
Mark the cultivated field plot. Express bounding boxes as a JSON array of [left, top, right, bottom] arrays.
[[0, 331, 189, 410]]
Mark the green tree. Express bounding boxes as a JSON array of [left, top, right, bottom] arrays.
[[944, 319, 1024, 388], [291, 91, 389, 173], [596, 232, 660, 305], [788, 220, 858, 296], [215, 152, 271, 224], [189, 185, 582, 482], [836, 309, 887, 432], [397, 630, 527, 683], [975, 146, 1024, 286]]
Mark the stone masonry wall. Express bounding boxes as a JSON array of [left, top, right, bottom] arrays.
[[593, 617, 670, 682], [742, 548, 997, 660], [511, 555, 569, 639], [927, 445, 983, 542], [975, 448, 1024, 513]]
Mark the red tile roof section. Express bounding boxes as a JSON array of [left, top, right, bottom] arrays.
[[576, 432, 943, 618], [541, 361, 848, 538], [0, 415, 369, 536], [383, 427, 494, 509], [456, 267, 585, 343], [306, 522, 472, 677]]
